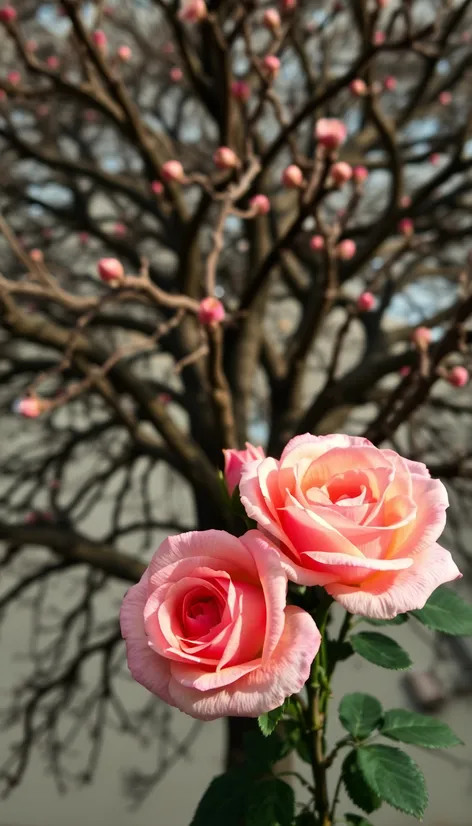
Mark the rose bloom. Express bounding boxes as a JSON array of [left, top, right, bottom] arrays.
[[240, 433, 461, 619], [120, 530, 320, 719], [223, 443, 265, 495]]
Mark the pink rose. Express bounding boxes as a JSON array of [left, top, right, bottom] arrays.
[[120, 530, 320, 719], [223, 443, 265, 495], [240, 434, 461, 619]]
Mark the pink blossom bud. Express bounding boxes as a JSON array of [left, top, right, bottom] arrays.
[[373, 31, 385, 45], [315, 118, 347, 151], [163, 41, 175, 55], [353, 165, 368, 184], [79, 231, 89, 244], [223, 443, 265, 495], [92, 29, 108, 52], [198, 296, 225, 325], [448, 365, 469, 387], [398, 217, 414, 236], [330, 161, 352, 186], [250, 194, 271, 215], [282, 164, 304, 188], [400, 194, 411, 208], [213, 146, 239, 170], [30, 248, 43, 263], [170, 66, 183, 83], [349, 78, 367, 96], [47, 55, 60, 70], [98, 257, 125, 286], [263, 54, 281, 79], [162, 159, 185, 182], [439, 90, 452, 105], [281, 0, 297, 10], [15, 397, 42, 418], [0, 5, 16, 23], [117, 45, 132, 62], [337, 239, 356, 260], [429, 152, 440, 166], [26, 39, 37, 52], [7, 70, 21, 86], [263, 8, 281, 31], [151, 180, 164, 195], [357, 291, 375, 311], [310, 235, 325, 251], [411, 326, 431, 348], [400, 366, 410, 377], [231, 80, 251, 101], [377, 0, 389, 8], [383, 75, 397, 92], [179, 0, 207, 23], [114, 221, 127, 236]]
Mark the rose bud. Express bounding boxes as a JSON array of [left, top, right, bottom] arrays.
[[263, 8, 281, 31], [213, 146, 240, 170], [349, 78, 367, 96], [353, 165, 368, 184], [92, 30, 108, 53], [263, 54, 281, 80], [30, 248, 44, 263], [170, 66, 183, 83], [179, 0, 207, 23], [47, 55, 60, 70], [330, 161, 352, 186], [0, 5, 16, 23], [151, 180, 164, 195], [250, 194, 271, 215], [315, 118, 347, 151], [98, 257, 125, 286], [439, 90, 452, 105], [223, 443, 265, 495], [231, 80, 250, 101], [383, 75, 397, 92], [411, 326, 431, 348], [447, 366, 469, 387], [337, 239, 356, 260], [282, 164, 304, 188], [117, 45, 132, 62], [398, 217, 414, 236], [14, 397, 42, 418], [198, 296, 225, 325], [161, 159, 185, 182], [357, 291, 375, 312], [373, 31, 386, 45], [310, 235, 325, 251], [400, 194, 412, 208], [7, 70, 21, 86]]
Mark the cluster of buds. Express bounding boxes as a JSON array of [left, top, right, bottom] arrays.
[[315, 118, 347, 152], [0, 5, 16, 24], [98, 257, 125, 287], [161, 159, 185, 183], [198, 296, 225, 325], [447, 366, 469, 387], [250, 194, 271, 215], [282, 164, 304, 188], [13, 397, 42, 418], [330, 161, 352, 187], [337, 239, 356, 260]]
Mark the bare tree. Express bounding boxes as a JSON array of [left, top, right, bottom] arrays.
[[0, 0, 471, 802]]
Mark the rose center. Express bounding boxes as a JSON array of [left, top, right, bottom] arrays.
[[183, 595, 222, 638]]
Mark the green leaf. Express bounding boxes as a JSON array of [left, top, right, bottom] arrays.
[[364, 614, 408, 626], [381, 708, 463, 749], [345, 814, 375, 826], [258, 699, 288, 737], [339, 693, 383, 739], [341, 751, 382, 814], [247, 778, 295, 826], [190, 769, 250, 826], [326, 638, 354, 665], [357, 744, 428, 819], [411, 586, 472, 635], [350, 632, 412, 670], [243, 728, 292, 772]]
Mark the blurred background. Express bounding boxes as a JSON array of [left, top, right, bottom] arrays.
[[1, 0, 472, 824]]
